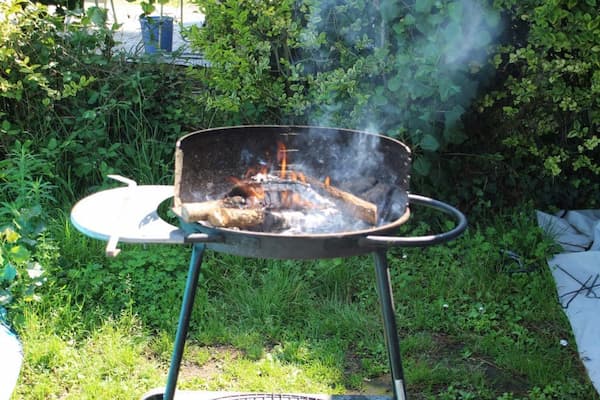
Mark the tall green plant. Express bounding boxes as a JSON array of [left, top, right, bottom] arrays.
[[0, 142, 56, 324]]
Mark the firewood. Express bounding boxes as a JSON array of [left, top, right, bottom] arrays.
[[180, 175, 378, 229], [208, 207, 265, 228], [305, 176, 378, 225], [181, 200, 263, 228], [180, 200, 288, 230], [180, 200, 222, 222]]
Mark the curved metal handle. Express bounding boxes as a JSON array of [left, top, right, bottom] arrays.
[[360, 194, 467, 248]]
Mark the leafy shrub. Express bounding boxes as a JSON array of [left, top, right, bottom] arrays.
[[475, 0, 600, 209], [1, 0, 207, 203], [187, 0, 300, 125], [295, 0, 500, 176], [0, 0, 102, 148], [188, 0, 500, 180]]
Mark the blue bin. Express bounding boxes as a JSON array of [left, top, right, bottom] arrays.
[[140, 16, 173, 54]]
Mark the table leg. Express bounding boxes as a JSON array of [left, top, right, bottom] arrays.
[[164, 243, 206, 400], [373, 250, 407, 400]]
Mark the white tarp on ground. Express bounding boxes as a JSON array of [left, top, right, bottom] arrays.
[[537, 210, 600, 394]]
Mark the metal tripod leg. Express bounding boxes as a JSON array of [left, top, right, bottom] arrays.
[[373, 250, 407, 400], [163, 243, 206, 400]]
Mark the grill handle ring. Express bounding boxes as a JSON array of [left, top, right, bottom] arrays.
[[360, 194, 467, 248]]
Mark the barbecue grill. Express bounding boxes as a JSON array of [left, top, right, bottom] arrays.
[[70, 125, 467, 400]]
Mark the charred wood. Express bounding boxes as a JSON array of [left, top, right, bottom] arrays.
[[304, 176, 378, 225]]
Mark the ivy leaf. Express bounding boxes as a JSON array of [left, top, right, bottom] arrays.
[[420, 134, 440, 151], [380, 1, 402, 22], [387, 75, 403, 92], [372, 85, 388, 106], [445, 104, 465, 127], [444, 124, 467, 144], [87, 6, 107, 26], [415, 0, 434, 13], [403, 13, 416, 26], [448, 2, 463, 22], [1, 264, 17, 283], [413, 156, 431, 176]]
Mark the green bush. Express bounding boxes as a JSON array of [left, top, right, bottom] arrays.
[[1, 0, 207, 202], [475, 0, 600, 209], [188, 0, 500, 176], [187, 0, 300, 125]]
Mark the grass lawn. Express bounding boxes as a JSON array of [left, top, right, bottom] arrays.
[[11, 209, 600, 399]]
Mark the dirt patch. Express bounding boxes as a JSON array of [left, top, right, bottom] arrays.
[[178, 344, 243, 382]]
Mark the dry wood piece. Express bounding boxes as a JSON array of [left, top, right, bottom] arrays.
[[181, 200, 264, 228], [208, 207, 265, 228], [180, 200, 222, 222], [181, 200, 288, 230], [305, 176, 378, 225]]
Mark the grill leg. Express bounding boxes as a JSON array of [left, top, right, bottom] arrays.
[[373, 250, 407, 400], [164, 243, 206, 400]]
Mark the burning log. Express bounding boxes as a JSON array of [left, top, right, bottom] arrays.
[[208, 207, 264, 229], [181, 200, 287, 231], [180, 200, 263, 227], [180, 174, 378, 230], [305, 176, 378, 225]]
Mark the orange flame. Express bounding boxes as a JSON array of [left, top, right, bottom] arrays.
[[228, 176, 265, 199], [324, 176, 330, 187], [279, 190, 313, 210], [297, 172, 306, 183], [277, 142, 287, 179], [281, 190, 290, 208]]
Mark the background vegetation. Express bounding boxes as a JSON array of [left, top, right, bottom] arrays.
[[1, 0, 599, 398]]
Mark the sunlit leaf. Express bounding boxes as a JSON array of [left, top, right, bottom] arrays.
[[9, 245, 30, 263], [2, 228, 20, 244]]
